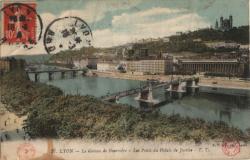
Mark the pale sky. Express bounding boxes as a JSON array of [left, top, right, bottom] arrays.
[[0, 0, 249, 56]]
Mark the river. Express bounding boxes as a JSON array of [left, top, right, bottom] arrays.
[[28, 72, 250, 131]]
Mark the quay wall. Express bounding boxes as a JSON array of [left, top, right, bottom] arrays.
[[199, 84, 250, 96]]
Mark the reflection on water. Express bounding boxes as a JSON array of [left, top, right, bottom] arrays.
[[29, 73, 250, 131]]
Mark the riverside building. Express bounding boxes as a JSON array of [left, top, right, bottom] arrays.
[[125, 59, 173, 75], [178, 59, 245, 76]]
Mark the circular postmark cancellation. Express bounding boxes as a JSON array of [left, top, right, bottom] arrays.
[[221, 138, 240, 156], [0, 2, 43, 49], [17, 143, 36, 160], [43, 16, 93, 54]]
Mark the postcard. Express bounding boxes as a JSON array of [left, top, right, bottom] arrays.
[[0, 0, 250, 159]]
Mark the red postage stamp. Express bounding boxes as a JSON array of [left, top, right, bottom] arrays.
[[3, 3, 37, 44], [221, 139, 240, 156]]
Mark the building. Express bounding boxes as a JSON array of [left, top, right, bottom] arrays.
[[0, 57, 26, 75], [205, 42, 240, 50], [73, 59, 88, 69], [178, 59, 245, 77], [215, 15, 233, 31], [73, 57, 98, 69], [97, 63, 117, 72], [125, 60, 171, 75], [86, 57, 98, 69], [0, 59, 11, 74], [163, 36, 170, 43]]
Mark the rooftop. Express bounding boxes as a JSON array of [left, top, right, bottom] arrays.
[[179, 59, 239, 63]]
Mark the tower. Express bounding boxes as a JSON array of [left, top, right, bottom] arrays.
[[229, 15, 233, 29], [215, 20, 219, 29], [220, 16, 224, 29]]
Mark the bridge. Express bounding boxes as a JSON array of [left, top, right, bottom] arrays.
[[26, 68, 87, 82], [101, 77, 199, 103]]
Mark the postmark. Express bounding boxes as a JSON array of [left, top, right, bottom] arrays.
[[221, 139, 240, 156], [17, 143, 36, 160], [43, 16, 93, 54], [0, 2, 43, 49]]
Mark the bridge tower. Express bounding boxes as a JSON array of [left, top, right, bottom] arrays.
[[115, 96, 120, 103], [186, 77, 199, 95], [166, 79, 186, 99], [191, 78, 199, 94], [177, 81, 187, 98], [135, 83, 158, 106]]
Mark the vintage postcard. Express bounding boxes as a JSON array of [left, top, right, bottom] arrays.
[[0, 0, 250, 159]]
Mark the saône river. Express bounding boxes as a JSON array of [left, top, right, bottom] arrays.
[[28, 70, 250, 131]]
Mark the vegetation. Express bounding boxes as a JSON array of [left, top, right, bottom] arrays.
[[181, 26, 249, 44], [0, 70, 63, 115], [49, 47, 100, 62], [0, 70, 249, 142]]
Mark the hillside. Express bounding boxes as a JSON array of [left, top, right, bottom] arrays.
[[170, 26, 249, 44], [46, 25, 249, 62]]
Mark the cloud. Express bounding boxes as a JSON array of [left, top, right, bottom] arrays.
[[93, 8, 210, 48], [112, 7, 187, 26], [59, 0, 143, 24], [40, 12, 56, 27]]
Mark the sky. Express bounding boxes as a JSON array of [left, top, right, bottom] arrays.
[[0, 0, 249, 56]]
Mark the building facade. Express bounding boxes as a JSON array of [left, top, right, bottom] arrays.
[[0, 59, 11, 73], [126, 60, 170, 74], [0, 57, 26, 75], [97, 63, 117, 72], [178, 59, 245, 76]]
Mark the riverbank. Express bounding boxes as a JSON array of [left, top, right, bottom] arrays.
[[92, 70, 250, 91], [1, 70, 250, 142]]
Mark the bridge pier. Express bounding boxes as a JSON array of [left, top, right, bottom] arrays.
[[115, 96, 120, 103], [191, 79, 199, 95], [186, 78, 199, 95], [135, 83, 158, 106], [166, 84, 172, 97], [81, 70, 87, 76], [61, 71, 65, 79], [48, 72, 53, 81], [34, 73, 39, 82], [166, 81, 186, 99], [72, 71, 77, 78], [177, 81, 187, 98]]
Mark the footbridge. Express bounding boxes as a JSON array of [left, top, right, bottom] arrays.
[[101, 77, 199, 103]]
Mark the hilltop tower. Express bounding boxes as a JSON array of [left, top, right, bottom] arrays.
[[216, 15, 233, 31], [215, 20, 219, 29], [229, 15, 233, 28], [220, 16, 224, 28]]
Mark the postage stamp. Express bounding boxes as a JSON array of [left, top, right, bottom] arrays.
[[2, 3, 37, 44]]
